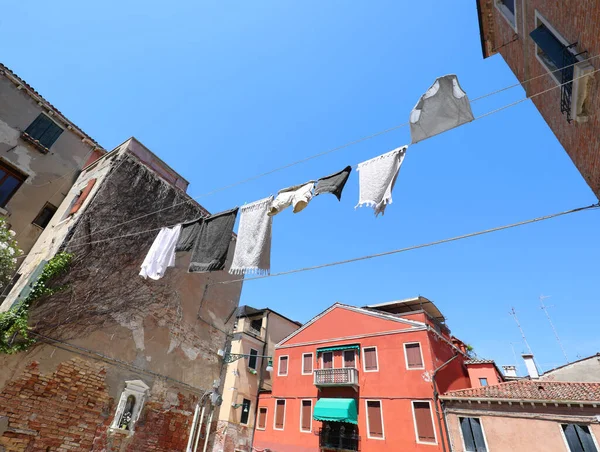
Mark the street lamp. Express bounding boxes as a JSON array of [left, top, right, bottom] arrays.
[[217, 349, 274, 372]]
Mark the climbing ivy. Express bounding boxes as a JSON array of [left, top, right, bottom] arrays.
[[0, 252, 73, 354]]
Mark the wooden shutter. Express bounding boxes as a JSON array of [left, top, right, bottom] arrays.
[[69, 179, 97, 215], [257, 408, 267, 429], [413, 402, 435, 443], [275, 400, 285, 429], [364, 347, 378, 371], [343, 350, 356, 368], [460, 417, 487, 452], [405, 343, 423, 368], [25, 114, 52, 139], [301, 400, 312, 431], [303, 354, 313, 373], [367, 401, 383, 438], [279, 356, 288, 375], [323, 352, 333, 369]]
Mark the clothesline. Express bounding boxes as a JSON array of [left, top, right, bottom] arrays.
[[62, 53, 600, 247]]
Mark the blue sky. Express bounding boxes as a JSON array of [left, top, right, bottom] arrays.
[[3, 1, 599, 374]]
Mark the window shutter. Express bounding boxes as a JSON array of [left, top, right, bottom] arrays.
[[405, 343, 423, 368], [344, 350, 356, 368], [69, 179, 97, 215], [470, 418, 487, 452], [248, 349, 258, 369], [301, 401, 311, 431], [367, 401, 383, 438], [303, 354, 313, 373], [460, 417, 477, 451], [257, 408, 267, 429], [275, 400, 285, 429], [323, 352, 333, 369], [279, 356, 288, 375], [529, 25, 577, 81], [413, 402, 435, 442], [25, 114, 52, 139], [40, 124, 63, 148], [364, 348, 377, 370]]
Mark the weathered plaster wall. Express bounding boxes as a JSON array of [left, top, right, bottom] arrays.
[[541, 355, 600, 382]]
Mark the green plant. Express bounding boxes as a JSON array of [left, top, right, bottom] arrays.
[[0, 217, 21, 292], [0, 252, 73, 354]]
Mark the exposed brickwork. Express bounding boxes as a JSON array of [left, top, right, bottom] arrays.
[[481, 0, 600, 198], [212, 420, 252, 452]]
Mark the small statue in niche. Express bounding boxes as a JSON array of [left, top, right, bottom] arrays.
[[119, 395, 136, 430]]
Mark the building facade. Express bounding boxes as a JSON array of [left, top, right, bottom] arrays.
[[214, 306, 301, 452], [0, 138, 243, 451], [253, 298, 473, 452], [475, 0, 600, 198], [0, 63, 104, 257]]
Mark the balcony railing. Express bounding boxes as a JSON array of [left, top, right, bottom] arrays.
[[314, 368, 359, 389], [318, 427, 360, 451]]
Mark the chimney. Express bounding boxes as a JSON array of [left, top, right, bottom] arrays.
[[522, 354, 539, 379], [502, 365, 517, 378]]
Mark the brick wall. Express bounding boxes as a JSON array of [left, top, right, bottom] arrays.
[[484, 0, 600, 197]]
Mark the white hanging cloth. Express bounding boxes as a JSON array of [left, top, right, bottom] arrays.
[[410, 74, 474, 143], [356, 146, 407, 217], [230, 196, 273, 275], [139, 224, 182, 280]]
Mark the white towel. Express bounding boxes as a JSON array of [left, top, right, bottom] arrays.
[[140, 224, 182, 280], [230, 196, 273, 275], [356, 146, 407, 216]]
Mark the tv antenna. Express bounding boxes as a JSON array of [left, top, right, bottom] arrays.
[[539, 295, 569, 364], [509, 307, 533, 355]]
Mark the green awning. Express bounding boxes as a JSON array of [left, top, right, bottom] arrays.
[[313, 398, 358, 425], [316, 344, 359, 355]]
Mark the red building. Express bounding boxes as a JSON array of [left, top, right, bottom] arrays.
[[252, 297, 475, 452]]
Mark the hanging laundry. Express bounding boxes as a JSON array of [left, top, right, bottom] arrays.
[[356, 146, 406, 217], [188, 207, 239, 273], [268, 182, 315, 216], [409, 74, 474, 144], [230, 196, 273, 275], [140, 224, 182, 280], [314, 166, 352, 201], [175, 217, 203, 252]]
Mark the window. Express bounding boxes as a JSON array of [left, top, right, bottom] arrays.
[[300, 400, 312, 433], [240, 399, 251, 425], [257, 407, 267, 430], [110, 380, 150, 434], [0, 161, 26, 208], [274, 399, 286, 430], [322, 351, 333, 369], [562, 424, 598, 452], [32, 203, 57, 229], [412, 401, 436, 444], [250, 318, 262, 333], [278, 356, 288, 376], [343, 350, 356, 368], [479, 378, 488, 387], [404, 343, 424, 369], [460, 417, 488, 452], [68, 178, 97, 216], [363, 346, 378, 372], [248, 348, 258, 370], [23, 113, 63, 150], [495, 0, 517, 31], [366, 400, 385, 440], [302, 353, 313, 375]]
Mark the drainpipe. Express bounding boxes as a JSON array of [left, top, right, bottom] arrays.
[[250, 311, 270, 448], [193, 400, 208, 452], [432, 353, 460, 452], [202, 406, 215, 452]]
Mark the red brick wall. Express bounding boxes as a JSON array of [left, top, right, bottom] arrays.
[[0, 357, 198, 452], [485, 0, 600, 197]]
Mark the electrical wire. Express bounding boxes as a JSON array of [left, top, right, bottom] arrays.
[[209, 203, 599, 286]]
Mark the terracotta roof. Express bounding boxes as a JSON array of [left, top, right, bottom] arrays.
[[465, 359, 496, 365], [442, 380, 600, 403]]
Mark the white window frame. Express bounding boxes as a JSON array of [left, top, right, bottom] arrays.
[[321, 351, 334, 369], [299, 399, 313, 433], [559, 423, 600, 452], [302, 352, 314, 375], [458, 416, 490, 452], [411, 400, 438, 446], [343, 349, 357, 369], [533, 10, 581, 85], [278, 355, 289, 376], [273, 399, 286, 431], [494, 0, 517, 32], [403, 342, 425, 370], [109, 380, 150, 434], [365, 399, 385, 440], [248, 347, 259, 370], [362, 346, 379, 373], [256, 407, 268, 431]]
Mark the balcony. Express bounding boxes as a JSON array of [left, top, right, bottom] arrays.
[[317, 427, 360, 452], [314, 368, 359, 391]]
